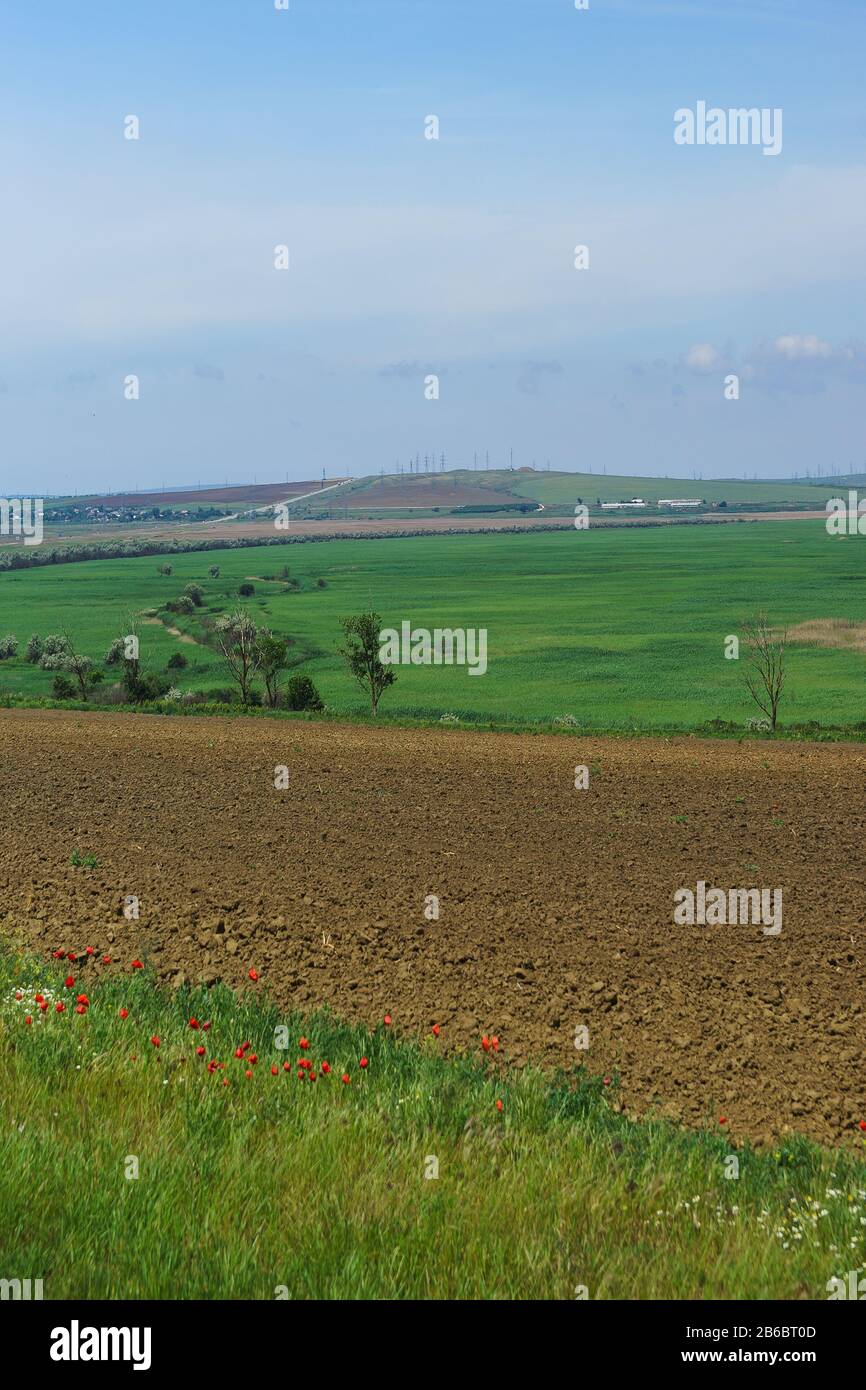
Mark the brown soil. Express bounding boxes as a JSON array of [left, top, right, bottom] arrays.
[[342, 480, 520, 507], [2, 709, 864, 1148], [58, 481, 344, 509]]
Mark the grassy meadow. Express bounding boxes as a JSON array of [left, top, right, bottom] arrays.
[[0, 520, 864, 728], [1, 947, 864, 1300]]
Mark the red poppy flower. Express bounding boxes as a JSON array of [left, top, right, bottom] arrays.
[[64, 976, 75, 988], [495, 1099, 503, 1113], [55, 1002, 65, 1013], [195, 1045, 206, 1057], [76, 994, 89, 1005], [481, 1036, 491, 1052], [860, 1121, 866, 1133], [309, 1071, 317, 1081], [321, 1062, 331, 1074], [297, 1070, 305, 1080], [75, 1004, 87, 1015], [67, 953, 76, 962], [245, 1069, 253, 1078], [102, 955, 112, 964], [85, 947, 95, 956], [383, 1014, 392, 1026], [341, 1074, 350, 1084], [14, 991, 22, 1001], [271, 1065, 278, 1075], [150, 1036, 160, 1047], [25, 1015, 32, 1025], [131, 960, 143, 969], [719, 1116, 728, 1125], [359, 1057, 368, 1069], [432, 1024, 440, 1037], [119, 1007, 128, 1019], [39, 1002, 48, 1013], [35, 994, 45, 1004], [283, 1062, 291, 1072], [491, 1037, 499, 1052], [248, 969, 258, 981], [188, 1019, 199, 1030], [249, 1055, 258, 1065], [299, 1037, 310, 1050], [52, 950, 64, 959]]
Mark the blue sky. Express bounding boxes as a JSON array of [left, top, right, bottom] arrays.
[[1, 0, 864, 493]]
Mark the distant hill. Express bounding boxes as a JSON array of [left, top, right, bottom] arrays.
[[299, 467, 845, 515]]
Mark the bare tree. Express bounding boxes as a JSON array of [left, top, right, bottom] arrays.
[[742, 613, 787, 731], [216, 609, 260, 705]]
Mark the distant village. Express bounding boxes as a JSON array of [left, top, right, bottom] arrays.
[[46, 502, 231, 525]]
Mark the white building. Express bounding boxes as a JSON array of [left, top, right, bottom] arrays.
[[657, 498, 702, 508], [600, 497, 648, 510]]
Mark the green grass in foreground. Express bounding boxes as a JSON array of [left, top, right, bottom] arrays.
[[1, 948, 865, 1299]]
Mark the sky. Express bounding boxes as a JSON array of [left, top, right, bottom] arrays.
[[1, 0, 864, 494]]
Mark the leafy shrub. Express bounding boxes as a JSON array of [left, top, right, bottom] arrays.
[[104, 637, 125, 666], [25, 634, 44, 663], [0, 634, 17, 659], [285, 674, 324, 711], [52, 674, 76, 699], [165, 596, 195, 615], [158, 564, 173, 576], [183, 583, 204, 607], [167, 652, 188, 670], [238, 582, 255, 597], [208, 565, 220, 579]]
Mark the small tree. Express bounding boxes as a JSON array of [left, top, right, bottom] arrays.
[[183, 583, 205, 607], [208, 565, 220, 579], [114, 612, 145, 701], [238, 582, 255, 597], [25, 634, 44, 663], [742, 613, 787, 732], [215, 609, 260, 705], [339, 611, 395, 717], [0, 634, 17, 659], [255, 630, 289, 708], [60, 629, 93, 701]]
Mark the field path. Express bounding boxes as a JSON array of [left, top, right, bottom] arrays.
[[1, 709, 864, 1146]]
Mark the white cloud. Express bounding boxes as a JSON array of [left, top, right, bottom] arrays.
[[684, 343, 722, 373], [773, 333, 833, 360]]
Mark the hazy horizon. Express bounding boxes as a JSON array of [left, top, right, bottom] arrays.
[[2, 0, 864, 494]]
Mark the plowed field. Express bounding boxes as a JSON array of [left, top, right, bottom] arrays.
[[2, 709, 864, 1147]]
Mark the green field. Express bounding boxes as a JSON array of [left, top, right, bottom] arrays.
[[1, 521, 864, 728], [2, 947, 863, 1300]]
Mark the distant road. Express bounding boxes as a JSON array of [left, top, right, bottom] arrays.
[[199, 478, 353, 526]]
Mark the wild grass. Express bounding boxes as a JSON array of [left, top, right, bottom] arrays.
[[1, 948, 864, 1300]]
